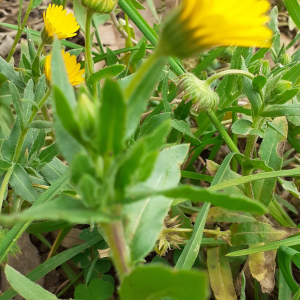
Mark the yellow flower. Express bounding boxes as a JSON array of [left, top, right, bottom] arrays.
[[159, 0, 273, 58], [41, 4, 80, 44], [44, 50, 85, 86]]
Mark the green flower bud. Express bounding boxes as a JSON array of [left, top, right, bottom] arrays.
[[280, 53, 292, 65], [176, 73, 219, 113], [261, 60, 271, 76], [272, 80, 292, 96], [75, 92, 96, 138], [81, 0, 118, 14]]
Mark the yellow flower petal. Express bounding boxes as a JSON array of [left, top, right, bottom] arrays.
[[41, 4, 79, 44], [44, 50, 85, 87], [160, 0, 273, 58]]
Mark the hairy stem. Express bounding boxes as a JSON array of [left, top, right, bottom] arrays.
[[101, 221, 131, 282], [206, 69, 254, 85], [242, 116, 263, 198], [37, 41, 45, 57], [6, 0, 34, 62]]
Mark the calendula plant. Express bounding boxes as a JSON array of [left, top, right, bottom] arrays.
[[1, 0, 300, 299]]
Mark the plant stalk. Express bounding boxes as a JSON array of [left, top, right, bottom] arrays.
[[206, 69, 254, 85], [101, 221, 131, 282], [37, 41, 45, 57], [242, 116, 263, 198], [6, 0, 34, 62], [85, 9, 98, 99], [0, 166, 14, 213]]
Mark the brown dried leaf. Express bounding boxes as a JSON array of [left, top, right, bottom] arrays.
[[98, 248, 110, 259], [249, 247, 277, 293]]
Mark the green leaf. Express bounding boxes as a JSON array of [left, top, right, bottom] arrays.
[[75, 278, 114, 300], [123, 144, 188, 263], [9, 82, 24, 128], [252, 117, 288, 206], [87, 65, 126, 85], [278, 178, 300, 198], [207, 207, 256, 223], [0, 195, 109, 225], [242, 59, 262, 116], [262, 105, 300, 117], [207, 245, 237, 300], [5, 265, 58, 300], [54, 114, 84, 163], [278, 245, 300, 294], [0, 172, 69, 264], [130, 42, 146, 67], [284, 0, 300, 32], [73, 0, 86, 32], [139, 112, 171, 137], [97, 79, 127, 156], [0, 234, 102, 300], [230, 222, 300, 246], [119, 264, 209, 300], [38, 143, 60, 164], [252, 75, 267, 90], [232, 119, 264, 138], [125, 54, 167, 138], [32, 0, 43, 9], [53, 86, 84, 147], [175, 203, 210, 270], [161, 185, 267, 215], [27, 121, 53, 129], [51, 39, 76, 108], [0, 159, 12, 171], [0, 56, 25, 89], [26, 220, 72, 234], [10, 164, 38, 203], [171, 120, 200, 145]]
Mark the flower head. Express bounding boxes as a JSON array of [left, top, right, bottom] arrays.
[[44, 50, 85, 86], [155, 215, 189, 257], [159, 0, 273, 58], [41, 4, 80, 44], [81, 0, 118, 14], [175, 73, 219, 112]]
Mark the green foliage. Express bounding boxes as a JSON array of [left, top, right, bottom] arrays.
[[119, 264, 210, 300]]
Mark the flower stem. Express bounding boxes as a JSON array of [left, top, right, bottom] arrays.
[[85, 9, 98, 100], [206, 69, 255, 85], [208, 111, 242, 165], [37, 42, 45, 57], [6, 0, 34, 62], [101, 220, 131, 282], [0, 166, 14, 213], [62, 0, 67, 9], [242, 116, 263, 198], [85, 9, 95, 76]]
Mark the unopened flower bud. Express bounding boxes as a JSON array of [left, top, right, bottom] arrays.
[[175, 73, 219, 113], [261, 60, 271, 76], [272, 80, 292, 96], [75, 92, 96, 138], [81, 0, 117, 14], [280, 53, 292, 65]]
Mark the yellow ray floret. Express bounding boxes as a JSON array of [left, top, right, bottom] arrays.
[[160, 0, 273, 58], [42, 4, 80, 43], [44, 50, 85, 86]]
